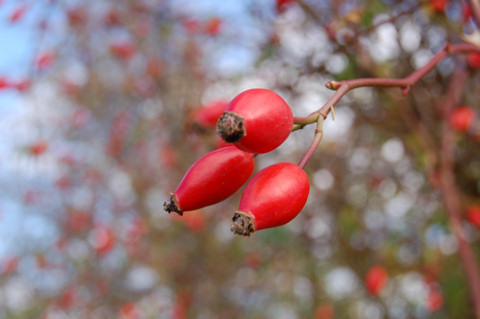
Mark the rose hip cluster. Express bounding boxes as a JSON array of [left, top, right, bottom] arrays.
[[164, 88, 310, 236]]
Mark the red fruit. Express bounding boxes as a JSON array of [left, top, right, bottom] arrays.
[[463, 3, 473, 22], [277, 0, 296, 13], [9, 5, 27, 23], [205, 17, 222, 36], [35, 51, 56, 70], [29, 140, 49, 156], [429, 0, 448, 13], [0, 77, 11, 90], [119, 303, 139, 319], [217, 88, 293, 154], [365, 265, 388, 296], [90, 227, 115, 254], [466, 206, 480, 227], [193, 100, 229, 129], [315, 304, 334, 319], [231, 162, 309, 236], [425, 288, 443, 312], [164, 146, 255, 215], [13, 79, 31, 92], [467, 52, 480, 69], [449, 106, 476, 132], [172, 209, 207, 232], [145, 57, 163, 78], [183, 18, 201, 34], [109, 40, 136, 62], [68, 7, 87, 27]]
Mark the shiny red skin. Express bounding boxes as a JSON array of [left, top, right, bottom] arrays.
[[238, 162, 309, 231], [193, 100, 228, 128], [365, 265, 388, 296], [467, 52, 480, 69], [175, 146, 255, 212], [224, 88, 293, 154], [449, 106, 476, 132], [466, 206, 480, 228]]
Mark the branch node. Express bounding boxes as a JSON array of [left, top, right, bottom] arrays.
[[401, 86, 410, 95], [318, 110, 327, 119], [444, 42, 452, 54]]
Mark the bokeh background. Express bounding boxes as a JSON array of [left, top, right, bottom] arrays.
[[0, 0, 480, 318]]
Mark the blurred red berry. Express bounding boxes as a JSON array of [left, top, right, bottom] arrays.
[[173, 209, 206, 232], [159, 145, 178, 168], [183, 18, 201, 34], [29, 140, 49, 156], [2, 256, 19, 274], [35, 51, 56, 70], [90, 227, 116, 255], [365, 265, 388, 296], [466, 206, 480, 228], [205, 17, 222, 36], [315, 304, 334, 319], [429, 0, 449, 13], [449, 106, 476, 132], [110, 40, 136, 62], [193, 100, 229, 129], [13, 78, 31, 92], [146, 57, 163, 78], [119, 303, 139, 319], [467, 52, 480, 69], [425, 288, 444, 312], [277, 0, 296, 13], [463, 3, 473, 22], [68, 7, 87, 27], [57, 288, 77, 309], [105, 9, 122, 27], [0, 77, 11, 90], [9, 5, 27, 23]]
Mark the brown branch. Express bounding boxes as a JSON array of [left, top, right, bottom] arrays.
[[297, 116, 324, 169], [439, 65, 480, 319], [294, 42, 480, 128], [293, 42, 480, 169]]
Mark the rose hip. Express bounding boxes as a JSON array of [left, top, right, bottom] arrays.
[[164, 146, 255, 215], [231, 162, 309, 236], [217, 88, 293, 154]]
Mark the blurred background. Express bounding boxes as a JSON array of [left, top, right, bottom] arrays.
[[0, 0, 480, 318]]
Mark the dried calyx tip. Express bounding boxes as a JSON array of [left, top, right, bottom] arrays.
[[163, 193, 183, 216], [231, 211, 255, 236], [217, 112, 246, 143]]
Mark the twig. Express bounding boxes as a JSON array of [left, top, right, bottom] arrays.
[[294, 42, 480, 128], [297, 116, 324, 169]]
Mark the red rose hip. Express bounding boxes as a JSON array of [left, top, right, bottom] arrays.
[[164, 146, 255, 215], [231, 162, 309, 236], [466, 205, 480, 228], [217, 88, 293, 154], [449, 106, 476, 132], [192, 100, 228, 129], [365, 265, 388, 296]]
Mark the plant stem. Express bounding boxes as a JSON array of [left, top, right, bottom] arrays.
[[439, 65, 480, 319], [297, 116, 324, 169], [293, 42, 480, 129]]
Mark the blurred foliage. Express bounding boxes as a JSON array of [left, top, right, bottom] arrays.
[[0, 0, 480, 318]]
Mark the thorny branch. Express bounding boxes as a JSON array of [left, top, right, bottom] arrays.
[[293, 41, 480, 318]]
